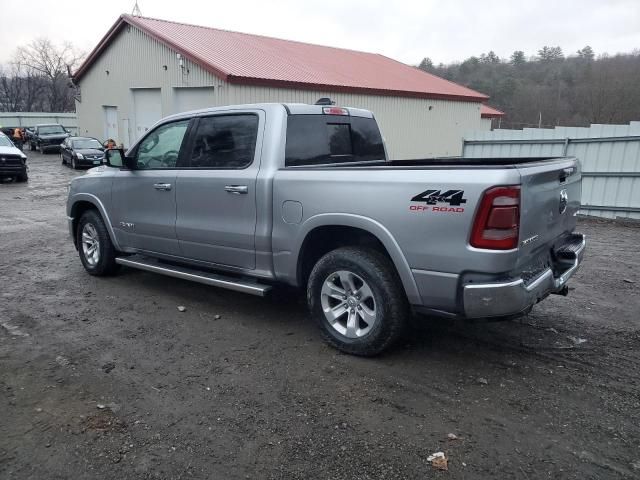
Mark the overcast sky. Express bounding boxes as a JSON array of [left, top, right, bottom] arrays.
[[0, 0, 638, 66]]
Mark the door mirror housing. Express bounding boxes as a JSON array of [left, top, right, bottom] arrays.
[[104, 148, 132, 168]]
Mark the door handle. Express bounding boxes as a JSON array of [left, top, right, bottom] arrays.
[[224, 185, 248, 194], [153, 183, 172, 191]]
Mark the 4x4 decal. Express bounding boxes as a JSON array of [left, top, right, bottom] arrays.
[[411, 189, 467, 206], [410, 189, 468, 213]]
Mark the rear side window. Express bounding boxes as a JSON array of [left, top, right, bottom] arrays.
[[285, 115, 385, 166], [189, 114, 258, 169]]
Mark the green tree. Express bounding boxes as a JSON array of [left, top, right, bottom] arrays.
[[538, 46, 564, 62], [510, 50, 526, 66], [480, 51, 501, 64], [577, 46, 595, 60], [418, 57, 434, 72]]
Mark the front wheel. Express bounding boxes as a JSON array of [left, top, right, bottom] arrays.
[[307, 247, 409, 356], [16, 171, 28, 182], [76, 210, 119, 276]]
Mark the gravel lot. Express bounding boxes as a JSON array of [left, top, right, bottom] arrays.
[[1, 151, 639, 479]]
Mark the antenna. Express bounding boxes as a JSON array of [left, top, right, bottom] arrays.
[[131, 1, 142, 16]]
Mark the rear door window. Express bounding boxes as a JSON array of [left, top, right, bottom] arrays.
[[285, 115, 385, 166], [188, 114, 259, 169]]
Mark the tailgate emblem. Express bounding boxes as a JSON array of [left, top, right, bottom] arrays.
[[559, 189, 568, 214]]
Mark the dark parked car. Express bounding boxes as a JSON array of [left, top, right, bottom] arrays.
[[29, 124, 70, 153], [0, 133, 28, 182], [60, 137, 105, 169]]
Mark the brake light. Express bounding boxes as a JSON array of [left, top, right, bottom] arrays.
[[323, 107, 349, 116], [470, 186, 520, 250]]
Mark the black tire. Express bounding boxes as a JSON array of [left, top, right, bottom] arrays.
[[307, 247, 409, 356], [76, 209, 119, 276], [16, 171, 28, 182], [30, 142, 35, 151]]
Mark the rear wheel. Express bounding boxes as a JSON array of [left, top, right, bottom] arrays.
[[307, 247, 409, 356], [76, 210, 119, 276], [16, 171, 28, 182]]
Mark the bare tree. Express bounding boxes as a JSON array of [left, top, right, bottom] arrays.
[[0, 64, 21, 112], [14, 38, 83, 112], [0, 62, 47, 112]]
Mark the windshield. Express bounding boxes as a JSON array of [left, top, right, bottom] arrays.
[[0, 135, 14, 147], [73, 139, 102, 149], [39, 125, 66, 135]]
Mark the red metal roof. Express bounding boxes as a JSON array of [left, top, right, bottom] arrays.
[[74, 15, 488, 102], [480, 104, 505, 118]]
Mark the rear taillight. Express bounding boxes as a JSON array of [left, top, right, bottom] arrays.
[[470, 186, 520, 250]]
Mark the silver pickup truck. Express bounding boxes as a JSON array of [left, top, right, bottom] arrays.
[[66, 102, 586, 355]]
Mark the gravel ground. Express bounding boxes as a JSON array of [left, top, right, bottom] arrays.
[[1, 151, 639, 479]]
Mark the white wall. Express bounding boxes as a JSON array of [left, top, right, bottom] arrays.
[[75, 25, 228, 148], [480, 118, 492, 130], [0, 112, 77, 134], [224, 85, 485, 158], [76, 25, 486, 157]]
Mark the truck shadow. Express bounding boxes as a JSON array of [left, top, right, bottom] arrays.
[[114, 267, 582, 365]]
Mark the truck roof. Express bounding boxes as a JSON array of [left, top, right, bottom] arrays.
[[161, 103, 374, 124]]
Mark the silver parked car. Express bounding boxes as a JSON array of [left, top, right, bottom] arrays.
[[66, 102, 585, 355]]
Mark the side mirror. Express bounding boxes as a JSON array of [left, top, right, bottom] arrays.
[[105, 148, 125, 168], [105, 148, 136, 169]]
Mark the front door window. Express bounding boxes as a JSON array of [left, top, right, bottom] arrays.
[[136, 120, 189, 169]]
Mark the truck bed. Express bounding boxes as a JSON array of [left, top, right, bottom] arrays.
[[285, 157, 568, 169]]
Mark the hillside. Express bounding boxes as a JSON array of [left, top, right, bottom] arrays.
[[418, 46, 640, 128]]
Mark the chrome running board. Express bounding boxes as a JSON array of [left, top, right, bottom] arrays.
[[115, 255, 271, 296]]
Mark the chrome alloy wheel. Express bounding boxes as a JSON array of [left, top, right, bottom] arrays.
[[81, 222, 100, 267], [320, 270, 377, 338]]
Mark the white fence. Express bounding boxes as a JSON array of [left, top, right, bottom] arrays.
[[463, 122, 640, 219], [0, 112, 78, 135]]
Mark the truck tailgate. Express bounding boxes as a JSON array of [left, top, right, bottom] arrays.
[[516, 157, 582, 273]]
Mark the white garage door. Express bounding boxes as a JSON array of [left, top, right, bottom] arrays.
[[174, 87, 215, 114], [132, 88, 162, 141]]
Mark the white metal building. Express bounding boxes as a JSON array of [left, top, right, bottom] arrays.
[[73, 14, 497, 158]]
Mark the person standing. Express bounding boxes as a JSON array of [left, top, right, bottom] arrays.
[[12, 128, 23, 151]]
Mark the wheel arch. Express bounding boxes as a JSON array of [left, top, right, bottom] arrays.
[[292, 214, 420, 305], [69, 194, 121, 251]]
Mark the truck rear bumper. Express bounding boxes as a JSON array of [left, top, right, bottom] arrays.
[[463, 233, 586, 318]]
